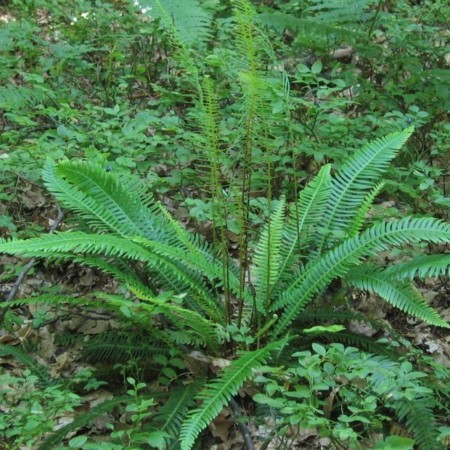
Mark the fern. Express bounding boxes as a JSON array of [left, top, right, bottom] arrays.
[[179, 340, 284, 450], [315, 127, 414, 253], [253, 197, 286, 314], [148, 382, 203, 447], [394, 397, 441, 450], [384, 254, 450, 280], [272, 217, 450, 336], [306, 0, 377, 25], [0, 344, 50, 382], [43, 160, 173, 242], [346, 266, 449, 328], [81, 331, 168, 363], [347, 181, 385, 237], [138, 0, 212, 49], [37, 396, 131, 450]]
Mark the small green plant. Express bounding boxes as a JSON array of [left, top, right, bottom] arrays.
[[254, 342, 445, 449], [0, 369, 82, 449]]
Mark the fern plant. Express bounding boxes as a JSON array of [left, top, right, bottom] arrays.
[[1, 124, 450, 448]]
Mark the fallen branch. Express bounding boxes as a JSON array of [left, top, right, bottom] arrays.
[[228, 397, 255, 450], [1, 206, 64, 312]]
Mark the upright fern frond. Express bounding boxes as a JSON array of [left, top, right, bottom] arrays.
[[149, 382, 203, 446], [253, 197, 286, 314], [179, 340, 283, 450], [347, 181, 385, 237], [138, 0, 212, 49]]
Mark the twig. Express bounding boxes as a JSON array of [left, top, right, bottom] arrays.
[[228, 397, 255, 450], [2, 206, 64, 307]]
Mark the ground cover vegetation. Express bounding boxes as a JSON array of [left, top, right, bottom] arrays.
[[0, 0, 449, 449]]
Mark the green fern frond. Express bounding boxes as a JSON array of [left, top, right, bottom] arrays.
[[346, 266, 449, 328], [139, 0, 212, 49], [0, 84, 54, 111], [133, 236, 237, 296], [0, 294, 98, 309], [0, 344, 50, 381], [43, 160, 172, 242], [320, 332, 399, 356], [155, 303, 220, 349], [0, 232, 222, 322], [149, 382, 203, 445], [385, 254, 450, 280], [268, 165, 332, 301], [258, 12, 366, 39], [306, 0, 377, 24], [254, 197, 286, 313], [0, 231, 154, 260], [272, 217, 450, 336], [348, 181, 385, 237], [82, 331, 168, 363], [315, 127, 414, 253], [36, 396, 132, 450], [394, 397, 441, 450], [180, 340, 283, 450]]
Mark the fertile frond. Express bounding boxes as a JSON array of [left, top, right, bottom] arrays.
[[385, 254, 450, 280], [346, 266, 449, 328], [139, 0, 212, 49], [180, 341, 283, 450], [253, 197, 286, 313], [271, 217, 450, 336], [316, 127, 414, 252]]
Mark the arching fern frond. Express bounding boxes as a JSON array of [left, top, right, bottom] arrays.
[[315, 127, 414, 253], [82, 331, 168, 363], [179, 340, 284, 450], [272, 217, 450, 336], [384, 254, 450, 280], [43, 160, 172, 242], [346, 266, 449, 328], [0, 344, 50, 382]]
